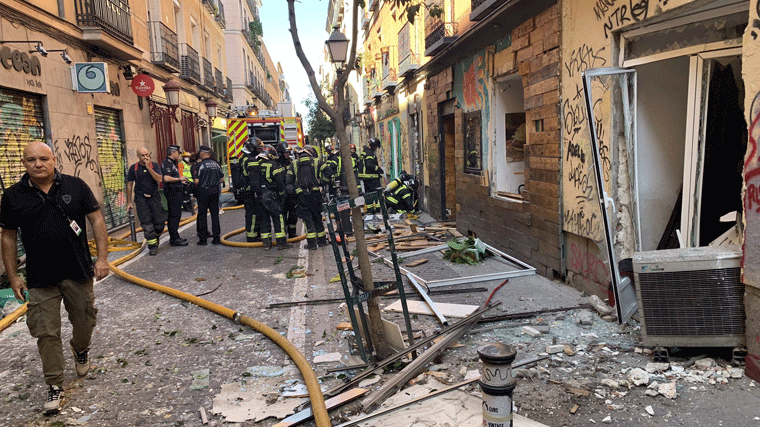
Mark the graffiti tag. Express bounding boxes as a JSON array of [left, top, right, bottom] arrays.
[[54, 133, 98, 177]]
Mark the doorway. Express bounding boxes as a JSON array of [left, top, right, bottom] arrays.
[[441, 113, 455, 220]]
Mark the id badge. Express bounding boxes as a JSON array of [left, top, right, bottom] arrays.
[[70, 220, 82, 236]]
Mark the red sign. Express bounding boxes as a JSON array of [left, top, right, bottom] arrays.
[[131, 74, 155, 97]]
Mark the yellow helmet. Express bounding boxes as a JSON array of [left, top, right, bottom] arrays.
[[182, 151, 191, 157]]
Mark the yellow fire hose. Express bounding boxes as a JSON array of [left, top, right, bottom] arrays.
[[0, 207, 331, 427]]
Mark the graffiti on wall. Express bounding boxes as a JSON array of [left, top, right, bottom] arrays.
[[54, 133, 98, 178], [744, 91, 760, 281], [454, 51, 491, 160], [0, 93, 45, 188], [593, 0, 649, 39], [561, 45, 611, 242], [569, 242, 611, 288]]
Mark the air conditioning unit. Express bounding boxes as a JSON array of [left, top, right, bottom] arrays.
[[633, 245, 745, 348]]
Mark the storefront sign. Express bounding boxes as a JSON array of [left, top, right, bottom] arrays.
[[131, 74, 155, 97], [0, 46, 42, 76]]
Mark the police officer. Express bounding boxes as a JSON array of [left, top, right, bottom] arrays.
[[161, 145, 188, 246], [240, 139, 260, 242], [126, 147, 165, 256], [287, 145, 329, 250], [255, 144, 290, 250], [194, 145, 225, 245], [358, 138, 383, 215], [276, 142, 298, 239]]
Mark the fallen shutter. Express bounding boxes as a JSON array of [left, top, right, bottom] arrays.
[[95, 107, 127, 229]]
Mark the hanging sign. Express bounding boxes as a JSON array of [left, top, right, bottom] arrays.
[[72, 63, 109, 93], [131, 73, 155, 97]]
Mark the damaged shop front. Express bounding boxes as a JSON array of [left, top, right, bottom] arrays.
[[561, 0, 758, 381]]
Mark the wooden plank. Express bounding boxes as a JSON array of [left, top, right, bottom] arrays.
[[353, 309, 406, 351], [384, 300, 479, 318], [272, 388, 369, 427], [405, 258, 428, 267]]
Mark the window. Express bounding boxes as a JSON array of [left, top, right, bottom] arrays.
[[464, 111, 482, 173]]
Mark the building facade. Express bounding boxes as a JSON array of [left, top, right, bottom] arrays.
[[355, 0, 760, 382]]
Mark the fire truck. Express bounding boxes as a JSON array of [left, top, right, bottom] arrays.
[[226, 109, 304, 201]]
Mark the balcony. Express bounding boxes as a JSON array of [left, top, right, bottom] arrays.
[[225, 77, 233, 101], [424, 22, 458, 57], [202, 57, 214, 90], [242, 28, 256, 49], [245, 0, 257, 14], [470, 0, 507, 21], [179, 44, 201, 84], [371, 80, 383, 100], [247, 72, 265, 100], [368, 0, 378, 12], [75, 0, 140, 60], [362, 79, 371, 105], [399, 51, 420, 77], [381, 46, 397, 92], [215, 68, 224, 96], [255, 49, 266, 68], [149, 21, 180, 72]]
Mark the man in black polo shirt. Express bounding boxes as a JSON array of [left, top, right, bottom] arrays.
[[126, 147, 165, 255], [0, 142, 109, 415], [161, 144, 188, 247], [193, 145, 224, 245]]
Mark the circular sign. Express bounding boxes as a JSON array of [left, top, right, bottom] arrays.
[[131, 74, 155, 97]]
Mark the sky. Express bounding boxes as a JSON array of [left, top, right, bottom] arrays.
[[259, 0, 331, 119]]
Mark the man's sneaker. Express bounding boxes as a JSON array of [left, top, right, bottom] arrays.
[[43, 385, 64, 415], [71, 344, 90, 376]]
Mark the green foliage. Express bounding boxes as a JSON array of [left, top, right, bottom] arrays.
[[443, 236, 490, 265], [249, 18, 263, 51], [305, 96, 335, 147]]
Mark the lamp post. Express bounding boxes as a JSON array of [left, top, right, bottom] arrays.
[[325, 25, 350, 70], [205, 99, 218, 120]]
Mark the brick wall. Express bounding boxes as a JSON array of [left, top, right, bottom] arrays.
[[455, 4, 562, 277]]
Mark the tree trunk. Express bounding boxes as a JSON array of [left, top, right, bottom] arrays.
[[286, 0, 392, 359]]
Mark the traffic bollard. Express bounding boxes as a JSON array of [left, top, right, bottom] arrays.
[[478, 342, 517, 427]]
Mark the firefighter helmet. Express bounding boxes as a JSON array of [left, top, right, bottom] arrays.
[[302, 145, 318, 158], [349, 144, 356, 153], [276, 142, 289, 156], [261, 144, 278, 159], [368, 138, 381, 150]]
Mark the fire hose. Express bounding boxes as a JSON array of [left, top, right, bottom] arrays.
[[0, 208, 330, 426]]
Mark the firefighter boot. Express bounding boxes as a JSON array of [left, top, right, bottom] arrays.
[[317, 236, 329, 247], [288, 228, 298, 239], [306, 238, 318, 250], [263, 239, 273, 251], [277, 237, 291, 250]]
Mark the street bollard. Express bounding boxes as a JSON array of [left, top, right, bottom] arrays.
[[478, 342, 517, 427], [128, 208, 137, 242]]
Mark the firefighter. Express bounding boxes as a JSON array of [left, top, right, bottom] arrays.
[[161, 145, 189, 246], [179, 152, 194, 212], [287, 145, 329, 250], [324, 145, 341, 200], [240, 138, 260, 242], [358, 138, 383, 215], [255, 144, 290, 250], [384, 171, 418, 214], [276, 142, 298, 239]]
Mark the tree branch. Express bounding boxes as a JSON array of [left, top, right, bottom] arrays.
[[287, 0, 340, 124]]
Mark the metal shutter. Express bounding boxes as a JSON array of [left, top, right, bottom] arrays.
[[0, 88, 45, 195], [94, 107, 128, 229]]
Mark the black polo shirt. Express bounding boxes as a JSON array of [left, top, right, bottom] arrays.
[[0, 171, 100, 287], [126, 161, 161, 196], [161, 157, 183, 191], [195, 158, 224, 196]]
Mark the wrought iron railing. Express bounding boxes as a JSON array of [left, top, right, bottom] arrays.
[[255, 49, 266, 68], [179, 44, 201, 84], [399, 51, 421, 76], [215, 1, 226, 28], [149, 21, 180, 70], [471, 0, 490, 8], [74, 0, 134, 45], [215, 68, 224, 96], [202, 57, 214, 89], [425, 22, 458, 51], [226, 77, 233, 101]]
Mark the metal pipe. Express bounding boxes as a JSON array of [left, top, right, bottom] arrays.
[[406, 273, 448, 326]]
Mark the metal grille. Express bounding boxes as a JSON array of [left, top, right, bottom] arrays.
[[94, 107, 127, 229], [202, 57, 214, 89], [0, 88, 44, 257], [149, 21, 180, 71], [153, 103, 176, 159], [638, 267, 745, 336], [74, 0, 134, 45], [0, 88, 45, 194], [179, 44, 201, 84]]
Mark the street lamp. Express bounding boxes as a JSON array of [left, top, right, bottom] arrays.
[[325, 25, 349, 67], [205, 99, 218, 120]]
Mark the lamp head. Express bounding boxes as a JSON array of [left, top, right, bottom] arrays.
[[325, 25, 349, 65]]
